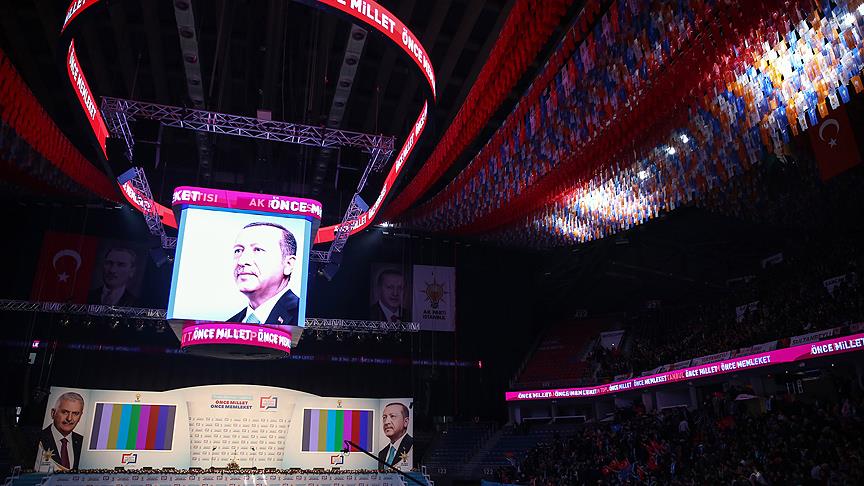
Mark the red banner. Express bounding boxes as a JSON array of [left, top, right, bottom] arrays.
[[61, 0, 100, 32], [66, 40, 109, 158], [808, 105, 862, 181], [315, 0, 435, 98], [30, 231, 99, 303]]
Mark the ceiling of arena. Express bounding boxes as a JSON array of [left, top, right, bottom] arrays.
[[0, 0, 580, 228]]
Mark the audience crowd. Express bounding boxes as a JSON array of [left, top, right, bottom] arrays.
[[589, 232, 862, 379], [501, 375, 864, 485]]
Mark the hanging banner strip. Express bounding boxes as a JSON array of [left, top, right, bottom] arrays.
[[506, 332, 864, 402], [313, 0, 436, 98], [61, 0, 100, 32], [117, 180, 177, 229], [60, 0, 435, 98], [60, 0, 433, 244], [314, 102, 428, 244], [66, 40, 109, 158]]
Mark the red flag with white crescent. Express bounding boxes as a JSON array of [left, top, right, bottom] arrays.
[[30, 231, 99, 303], [808, 105, 862, 181]]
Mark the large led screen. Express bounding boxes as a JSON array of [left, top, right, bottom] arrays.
[[166, 187, 321, 357]]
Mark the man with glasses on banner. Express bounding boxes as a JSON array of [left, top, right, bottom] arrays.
[[227, 222, 299, 326]]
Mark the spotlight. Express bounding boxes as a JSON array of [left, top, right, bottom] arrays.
[[356, 334, 365, 342], [82, 317, 94, 329], [110, 317, 121, 329], [666, 146, 676, 155], [374, 334, 383, 342], [680, 134, 689, 143], [315, 330, 324, 341], [155, 321, 167, 333], [59, 316, 71, 327], [395, 333, 404, 343], [335, 332, 344, 342], [134, 319, 146, 331]]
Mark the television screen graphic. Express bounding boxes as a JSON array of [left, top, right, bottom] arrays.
[[88, 403, 176, 451], [301, 409, 374, 452]]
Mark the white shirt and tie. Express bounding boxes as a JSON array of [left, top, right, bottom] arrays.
[[385, 433, 406, 465], [50, 425, 75, 469], [242, 286, 292, 324]]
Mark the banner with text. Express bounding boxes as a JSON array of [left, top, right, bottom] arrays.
[[506, 333, 864, 402], [36, 385, 412, 471], [412, 265, 456, 331]]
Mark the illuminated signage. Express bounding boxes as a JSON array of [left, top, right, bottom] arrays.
[[66, 40, 108, 158], [506, 332, 864, 401]]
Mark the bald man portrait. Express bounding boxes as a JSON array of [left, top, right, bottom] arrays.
[[226, 222, 300, 326]]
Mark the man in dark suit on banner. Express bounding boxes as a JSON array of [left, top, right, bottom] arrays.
[[227, 222, 299, 326], [369, 269, 410, 322], [87, 248, 138, 306], [378, 403, 413, 471], [39, 392, 85, 470]]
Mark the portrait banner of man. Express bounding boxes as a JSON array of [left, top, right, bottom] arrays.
[[167, 207, 311, 331], [369, 264, 411, 322], [376, 399, 413, 471], [36, 389, 90, 471], [87, 243, 146, 307]]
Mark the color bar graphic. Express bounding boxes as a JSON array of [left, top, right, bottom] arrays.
[[89, 403, 176, 450], [301, 409, 373, 452]]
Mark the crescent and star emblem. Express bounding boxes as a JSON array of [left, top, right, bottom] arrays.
[[52, 249, 82, 283], [818, 118, 840, 148]]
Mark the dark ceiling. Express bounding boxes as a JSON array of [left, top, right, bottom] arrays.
[[0, 0, 516, 226]]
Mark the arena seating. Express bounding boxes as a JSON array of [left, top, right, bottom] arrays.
[[588, 233, 862, 381], [469, 421, 585, 478], [421, 422, 494, 478], [514, 319, 608, 388], [498, 376, 864, 485]]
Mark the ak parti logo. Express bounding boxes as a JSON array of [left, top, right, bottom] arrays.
[[259, 396, 278, 410], [121, 453, 137, 464]]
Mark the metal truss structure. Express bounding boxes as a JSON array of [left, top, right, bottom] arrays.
[[100, 97, 396, 263], [0, 300, 419, 333], [124, 166, 177, 249], [304, 318, 419, 333], [100, 97, 394, 164]]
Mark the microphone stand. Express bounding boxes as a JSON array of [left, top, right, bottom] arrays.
[[342, 440, 425, 486]]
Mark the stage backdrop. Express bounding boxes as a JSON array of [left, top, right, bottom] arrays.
[[36, 385, 412, 471], [411, 265, 456, 331]]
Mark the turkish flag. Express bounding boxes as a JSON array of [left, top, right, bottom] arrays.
[[808, 104, 862, 181], [30, 231, 99, 303]]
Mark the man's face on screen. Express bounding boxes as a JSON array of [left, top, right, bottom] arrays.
[[102, 250, 135, 289], [51, 398, 83, 436], [379, 273, 404, 311], [233, 225, 294, 299], [382, 404, 408, 442]]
